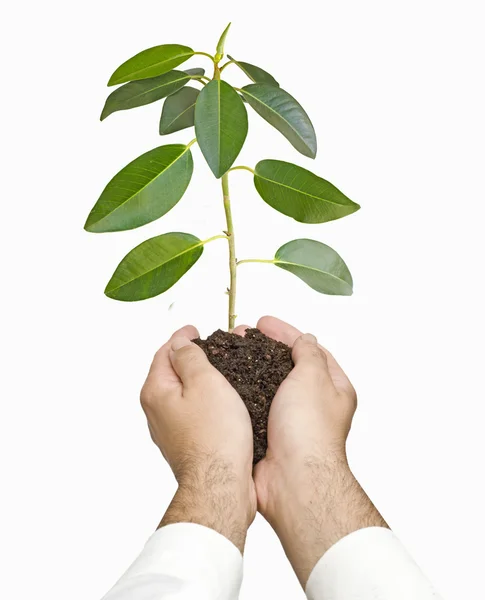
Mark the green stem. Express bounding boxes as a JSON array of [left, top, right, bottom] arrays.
[[213, 63, 222, 80], [227, 165, 255, 174], [237, 258, 275, 266], [190, 75, 210, 84], [222, 173, 237, 331], [220, 60, 236, 72], [186, 138, 198, 149], [194, 51, 216, 62], [202, 233, 229, 245]]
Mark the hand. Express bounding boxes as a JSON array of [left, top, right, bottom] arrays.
[[140, 325, 257, 552], [251, 316, 357, 501], [238, 316, 387, 584]]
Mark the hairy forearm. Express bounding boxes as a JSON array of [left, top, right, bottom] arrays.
[[269, 452, 388, 585], [159, 455, 253, 553]]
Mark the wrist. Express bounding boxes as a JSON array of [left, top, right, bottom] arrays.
[[261, 449, 350, 527], [161, 455, 256, 552]]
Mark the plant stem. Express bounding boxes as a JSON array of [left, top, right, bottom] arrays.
[[222, 173, 237, 331], [211, 37, 234, 331], [213, 62, 221, 80], [237, 258, 275, 266], [227, 165, 255, 174]]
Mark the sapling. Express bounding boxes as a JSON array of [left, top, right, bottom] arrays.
[[85, 24, 360, 460], [85, 22, 360, 330]]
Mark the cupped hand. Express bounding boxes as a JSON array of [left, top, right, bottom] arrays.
[[235, 316, 364, 582], [140, 325, 257, 550], [235, 316, 357, 514]]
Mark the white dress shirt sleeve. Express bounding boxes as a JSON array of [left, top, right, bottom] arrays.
[[305, 526, 442, 600], [102, 523, 243, 600]]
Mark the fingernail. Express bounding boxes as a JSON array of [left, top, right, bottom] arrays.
[[171, 336, 192, 351], [301, 333, 317, 344]]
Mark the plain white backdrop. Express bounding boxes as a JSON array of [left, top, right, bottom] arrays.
[[1, 1, 484, 598]]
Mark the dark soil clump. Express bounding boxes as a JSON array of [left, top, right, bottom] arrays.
[[194, 328, 293, 464]]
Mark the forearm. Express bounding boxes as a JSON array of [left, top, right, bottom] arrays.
[[268, 452, 387, 585], [267, 452, 441, 599]]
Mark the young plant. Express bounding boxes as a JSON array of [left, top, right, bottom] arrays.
[[84, 23, 360, 331]]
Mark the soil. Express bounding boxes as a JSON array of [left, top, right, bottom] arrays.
[[194, 329, 294, 464]]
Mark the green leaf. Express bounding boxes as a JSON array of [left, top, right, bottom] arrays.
[[227, 55, 279, 86], [274, 239, 353, 295], [105, 233, 204, 301], [183, 67, 205, 77], [195, 80, 248, 178], [85, 144, 193, 233], [160, 87, 199, 135], [241, 84, 317, 158], [108, 44, 194, 86], [101, 70, 192, 121], [254, 160, 360, 223], [215, 22, 231, 61]]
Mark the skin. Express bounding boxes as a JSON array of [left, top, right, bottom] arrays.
[[140, 316, 387, 584], [245, 316, 388, 584], [140, 325, 256, 553]]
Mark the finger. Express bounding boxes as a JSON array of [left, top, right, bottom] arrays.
[[324, 349, 356, 398], [147, 325, 200, 388], [233, 324, 250, 337], [258, 316, 354, 396], [289, 331, 353, 396], [257, 316, 302, 346], [169, 336, 213, 385], [172, 324, 199, 341], [291, 333, 331, 381]]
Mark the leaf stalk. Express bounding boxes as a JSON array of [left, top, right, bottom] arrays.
[[228, 165, 255, 174], [202, 233, 229, 245], [194, 51, 216, 62], [190, 75, 210, 84], [237, 258, 275, 266], [220, 60, 236, 72]]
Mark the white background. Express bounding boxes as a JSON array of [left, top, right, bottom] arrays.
[[1, 1, 484, 599]]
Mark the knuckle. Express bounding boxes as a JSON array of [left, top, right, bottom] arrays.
[[140, 381, 165, 410], [140, 385, 155, 410]]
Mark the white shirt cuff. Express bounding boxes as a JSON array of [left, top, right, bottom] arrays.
[[305, 527, 442, 600], [103, 523, 243, 600]]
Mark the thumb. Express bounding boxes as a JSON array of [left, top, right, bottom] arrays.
[[169, 336, 212, 384], [291, 333, 330, 381]]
